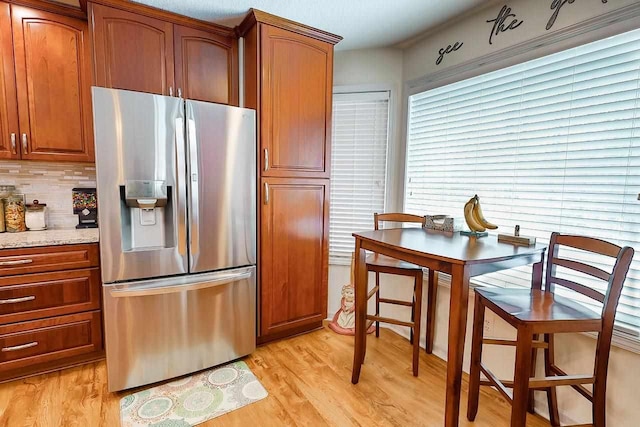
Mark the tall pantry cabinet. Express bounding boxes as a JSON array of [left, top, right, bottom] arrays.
[[239, 10, 341, 343]]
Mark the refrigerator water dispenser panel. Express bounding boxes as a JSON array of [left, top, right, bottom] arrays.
[[124, 180, 168, 209], [120, 180, 173, 250]]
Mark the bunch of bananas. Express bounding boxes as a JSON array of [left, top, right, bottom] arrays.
[[463, 195, 498, 232]]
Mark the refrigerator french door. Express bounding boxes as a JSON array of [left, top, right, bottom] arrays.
[[92, 87, 256, 391]]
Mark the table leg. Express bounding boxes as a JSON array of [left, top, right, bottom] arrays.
[[351, 244, 368, 384], [426, 270, 438, 354], [444, 263, 470, 427], [531, 259, 543, 290], [528, 258, 544, 412]]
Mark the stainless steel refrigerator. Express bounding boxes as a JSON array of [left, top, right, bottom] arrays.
[[91, 87, 256, 392]]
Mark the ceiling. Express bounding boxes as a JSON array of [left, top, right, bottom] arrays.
[[132, 0, 491, 51]]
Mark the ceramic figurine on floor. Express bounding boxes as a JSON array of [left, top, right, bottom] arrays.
[[328, 253, 375, 335]]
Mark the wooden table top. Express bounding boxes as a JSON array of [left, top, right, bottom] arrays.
[[353, 228, 547, 265]]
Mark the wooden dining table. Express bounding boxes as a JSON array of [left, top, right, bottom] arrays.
[[351, 227, 547, 427]]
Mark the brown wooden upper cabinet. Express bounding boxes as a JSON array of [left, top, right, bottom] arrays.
[[260, 26, 334, 178], [0, 2, 93, 162], [174, 26, 237, 105], [12, 5, 94, 162], [90, 2, 237, 105], [90, 5, 174, 96], [0, 2, 18, 160]]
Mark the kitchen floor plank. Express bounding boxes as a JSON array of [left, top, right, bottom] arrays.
[[0, 326, 549, 426]]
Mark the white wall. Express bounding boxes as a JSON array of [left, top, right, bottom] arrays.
[[330, 1, 640, 425], [403, 0, 640, 83]]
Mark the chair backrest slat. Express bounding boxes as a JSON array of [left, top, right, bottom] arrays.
[[552, 257, 610, 281], [545, 232, 634, 323], [549, 277, 605, 303], [374, 213, 426, 230], [555, 234, 621, 258]]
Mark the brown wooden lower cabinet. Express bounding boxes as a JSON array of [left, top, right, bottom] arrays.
[[0, 243, 104, 382], [0, 268, 101, 325], [0, 243, 99, 277], [0, 311, 102, 373], [259, 178, 329, 342]]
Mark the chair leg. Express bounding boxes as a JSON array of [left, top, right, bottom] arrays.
[[410, 282, 415, 345], [412, 270, 423, 377], [593, 384, 607, 427], [375, 271, 380, 338], [544, 333, 560, 426], [425, 269, 438, 354], [467, 293, 485, 421], [511, 327, 534, 427], [593, 332, 612, 427], [529, 334, 538, 414]]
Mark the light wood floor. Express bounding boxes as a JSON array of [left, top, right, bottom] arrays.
[[0, 326, 549, 426]]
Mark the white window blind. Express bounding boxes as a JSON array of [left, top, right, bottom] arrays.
[[405, 28, 640, 335], [330, 91, 390, 260]]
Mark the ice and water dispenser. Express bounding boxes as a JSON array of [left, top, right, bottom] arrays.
[[120, 180, 174, 250]]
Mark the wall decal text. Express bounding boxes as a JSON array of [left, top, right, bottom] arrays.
[[486, 5, 524, 45], [547, 0, 608, 31], [436, 42, 464, 65]]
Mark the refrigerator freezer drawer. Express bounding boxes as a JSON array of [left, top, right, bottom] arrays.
[[102, 267, 256, 392]]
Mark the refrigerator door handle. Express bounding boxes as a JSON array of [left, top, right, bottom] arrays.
[[187, 117, 199, 255], [108, 270, 252, 298], [175, 117, 188, 256]]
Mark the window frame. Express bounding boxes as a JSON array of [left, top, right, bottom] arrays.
[[330, 84, 396, 265]]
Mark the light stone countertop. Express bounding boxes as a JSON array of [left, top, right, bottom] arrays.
[[0, 228, 99, 249]]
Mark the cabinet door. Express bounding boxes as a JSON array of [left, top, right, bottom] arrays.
[[12, 5, 94, 162], [90, 3, 174, 96], [0, 2, 19, 160], [261, 26, 333, 178], [260, 178, 329, 339], [174, 25, 237, 105]]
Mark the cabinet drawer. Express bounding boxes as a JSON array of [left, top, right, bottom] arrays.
[[0, 244, 99, 276], [0, 269, 100, 325], [0, 311, 102, 372]]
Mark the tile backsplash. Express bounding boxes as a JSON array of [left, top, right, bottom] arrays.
[[0, 160, 96, 229]]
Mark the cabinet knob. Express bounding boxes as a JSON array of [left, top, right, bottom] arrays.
[[21, 134, 28, 154], [10, 133, 16, 154]]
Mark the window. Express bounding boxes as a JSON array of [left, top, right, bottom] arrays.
[[405, 28, 640, 335], [330, 91, 390, 261]]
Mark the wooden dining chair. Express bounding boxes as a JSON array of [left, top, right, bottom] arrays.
[[467, 232, 634, 427], [365, 212, 439, 376]]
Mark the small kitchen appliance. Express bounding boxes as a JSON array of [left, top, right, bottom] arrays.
[[72, 187, 98, 228]]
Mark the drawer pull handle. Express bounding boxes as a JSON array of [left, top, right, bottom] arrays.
[[0, 296, 35, 304], [2, 341, 38, 352], [0, 259, 34, 266]]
